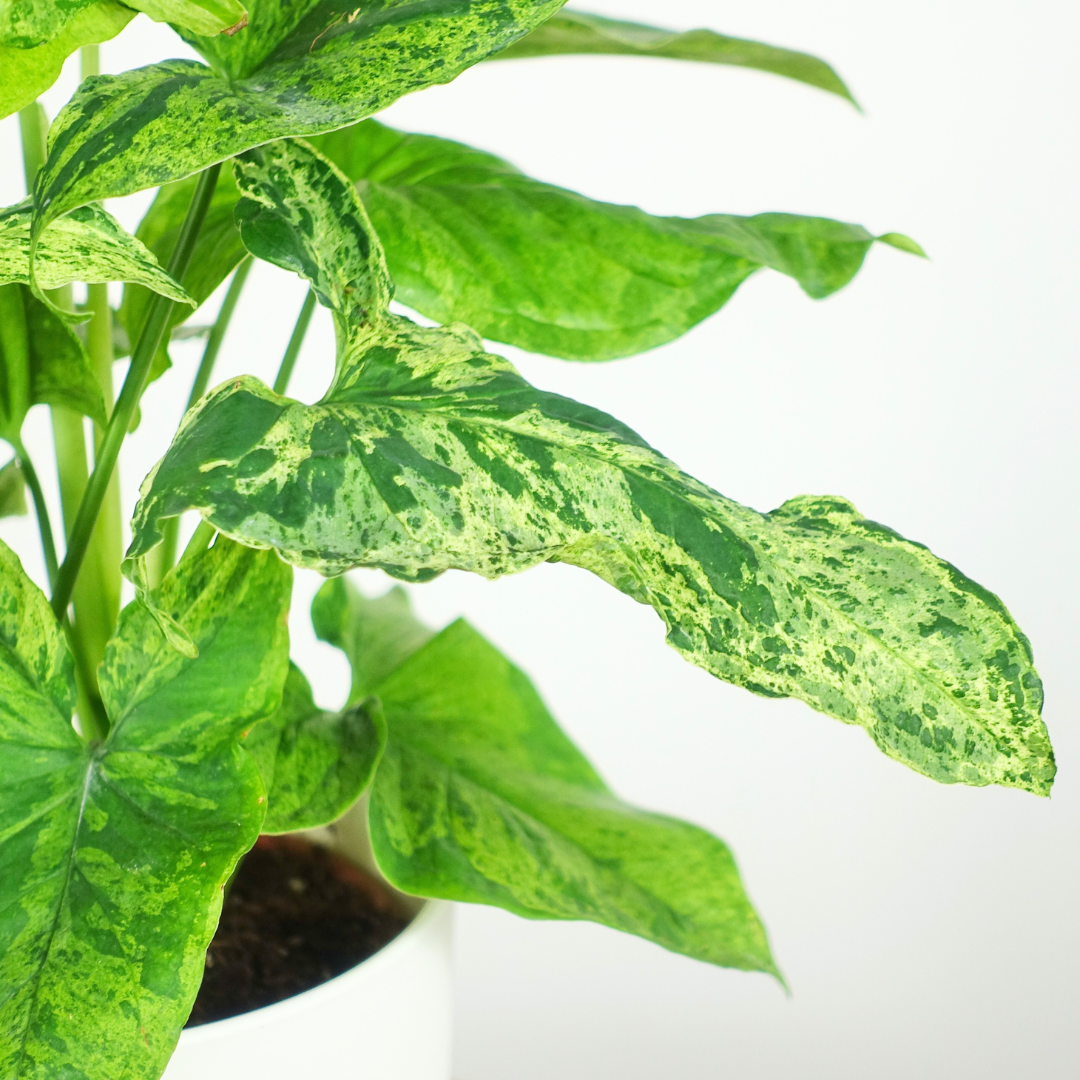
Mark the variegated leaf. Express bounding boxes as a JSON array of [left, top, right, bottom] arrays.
[[244, 660, 385, 834], [30, 0, 568, 237], [0, 1, 134, 120], [493, 9, 857, 105], [0, 0, 97, 47], [123, 139, 1052, 794], [310, 118, 921, 360], [0, 198, 193, 303], [0, 537, 291, 1080]]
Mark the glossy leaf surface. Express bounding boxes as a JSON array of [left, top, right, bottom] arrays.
[[124, 139, 1052, 794], [0, 2, 133, 120], [1, 198, 193, 302], [31, 0, 568, 234], [366, 616, 775, 973], [245, 660, 385, 833], [495, 9, 856, 104], [311, 119, 920, 360], [0, 537, 290, 1079]]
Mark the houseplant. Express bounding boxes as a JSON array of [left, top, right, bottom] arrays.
[[0, 2, 1056, 1078]]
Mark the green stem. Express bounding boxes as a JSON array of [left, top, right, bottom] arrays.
[[17, 102, 48, 192], [50, 163, 222, 621], [14, 442, 58, 587], [273, 288, 316, 396], [152, 256, 252, 584]]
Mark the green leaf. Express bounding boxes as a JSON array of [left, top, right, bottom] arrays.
[[0, 198, 194, 304], [310, 118, 914, 360], [493, 10, 857, 105], [30, 0, 568, 236], [0, 2, 134, 120], [0, 0, 97, 48], [119, 167, 246, 385], [245, 660, 386, 834], [123, 138, 1053, 795], [366, 616, 777, 974], [0, 536, 291, 1079], [126, 0, 247, 37], [311, 577, 434, 703], [0, 458, 27, 516], [0, 282, 106, 435], [878, 231, 929, 258]]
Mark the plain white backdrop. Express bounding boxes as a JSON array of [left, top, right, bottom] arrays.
[[1, 2, 1077, 1077]]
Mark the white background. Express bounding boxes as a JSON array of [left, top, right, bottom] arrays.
[[1, 2, 1077, 1077]]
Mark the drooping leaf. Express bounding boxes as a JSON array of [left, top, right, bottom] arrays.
[[123, 139, 1053, 795], [126, 0, 247, 37], [0, 282, 106, 435], [31, 0, 569, 236], [0, 458, 27, 516], [312, 576, 434, 703], [0, 1, 134, 120], [0, 536, 291, 1080], [119, 166, 246, 383], [310, 118, 919, 360], [245, 660, 386, 834], [493, 9, 857, 105], [0, 198, 194, 303], [360, 616, 775, 974]]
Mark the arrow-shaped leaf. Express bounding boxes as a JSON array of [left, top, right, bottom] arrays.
[[0, 537, 290, 1080], [124, 139, 1053, 795], [309, 118, 921, 361]]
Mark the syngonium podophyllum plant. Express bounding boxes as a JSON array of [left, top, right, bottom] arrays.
[[0, 2, 1056, 1077]]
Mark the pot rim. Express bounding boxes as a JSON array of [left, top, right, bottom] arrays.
[[178, 898, 446, 1047]]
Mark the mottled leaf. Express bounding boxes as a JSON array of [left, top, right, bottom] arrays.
[[494, 9, 857, 105], [367, 616, 776, 973], [31, 0, 568, 235], [0, 0, 97, 47], [0, 458, 26, 516], [0, 1, 134, 120], [0, 283, 106, 434], [245, 661, 385, 834], [312, 576, 433, 703], [0, 537, 291, 1079], [0, 198, 194, 304], [120, 167, 246, 384], [124, 139, 1052, 794], [310, 118, 918, 360], [126, 0, 247, 37]]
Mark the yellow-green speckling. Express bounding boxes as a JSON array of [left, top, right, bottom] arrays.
[[0, 538, 290, 1080], [126, 139, 1053, 796]]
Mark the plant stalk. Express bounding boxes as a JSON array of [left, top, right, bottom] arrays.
[[273, 288, 316, 396], [151, 257, 253, 583], [14, 443, 58, 586], [50, 163, 222, 621]]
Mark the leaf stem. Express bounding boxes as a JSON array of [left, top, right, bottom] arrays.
[[14, 442, 58, 587], [273, 289, 316, 396], [152, 256, 253, 583], [50, 164, 222, 620]]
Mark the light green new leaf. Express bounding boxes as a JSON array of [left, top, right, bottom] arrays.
[[127, 0, 247, 37], [0, 537, 291, 1080], [366, 616, 777, 974], [0, 0, 97, 47], [0, 282, 106, 435], [310, 119, 919, 360], [0, 198, 194, 305], [0, 459, 27, 516], [312, 576, 434, 703], [124, 139, 1053, 794], [0, 2, 134, 120], [245, 660, 385, 834], [120, 167, 247, 384], [494, 9, 857, 105], [31, 0, 568, 236]]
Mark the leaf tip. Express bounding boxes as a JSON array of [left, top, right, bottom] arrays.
[[878, 232, 929, 259]]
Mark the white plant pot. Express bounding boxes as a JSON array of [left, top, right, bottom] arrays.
[[163, 806, 453, 1080]]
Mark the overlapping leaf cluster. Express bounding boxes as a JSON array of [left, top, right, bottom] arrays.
[[0, 3, 1056, 1079]]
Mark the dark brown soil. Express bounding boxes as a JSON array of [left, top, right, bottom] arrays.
[[186, 834, 409, 1027]]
